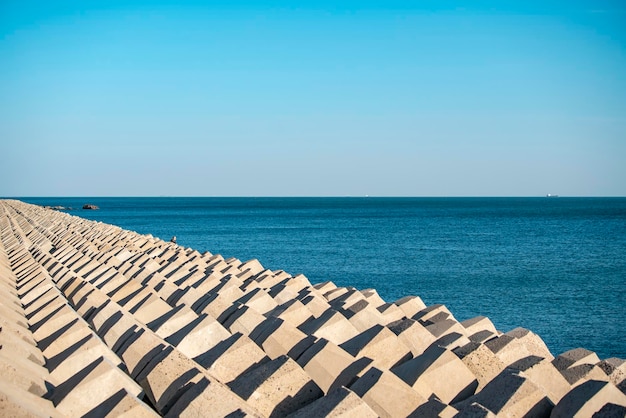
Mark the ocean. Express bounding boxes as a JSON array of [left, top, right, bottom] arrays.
[[17, 197, 626, 359]]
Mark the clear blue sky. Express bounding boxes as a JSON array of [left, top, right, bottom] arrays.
[[1, 1, 625, 196]]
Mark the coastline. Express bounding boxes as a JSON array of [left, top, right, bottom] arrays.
[[1, 198, 625, 416], [13, 195, 626, 360]]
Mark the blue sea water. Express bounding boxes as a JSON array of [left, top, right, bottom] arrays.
[[17, 197, 626, 359]]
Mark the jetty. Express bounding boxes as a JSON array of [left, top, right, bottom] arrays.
[[1, 199, 624, 417]]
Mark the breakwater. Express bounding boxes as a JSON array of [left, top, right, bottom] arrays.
[[1, 199, 625, 417]]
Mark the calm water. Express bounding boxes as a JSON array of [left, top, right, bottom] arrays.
[[17, 197, 626, 359]]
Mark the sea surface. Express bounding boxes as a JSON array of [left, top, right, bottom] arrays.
[[17, 197, 626, 359]]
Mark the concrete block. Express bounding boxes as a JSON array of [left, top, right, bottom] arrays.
[[23, 287, 62, 319], [88, 299, 136, 344], [56, 274, 84, 305], [17, 275, 48, 300], [392, 343, 478, 404], [454, 369, 553, 417], [167, 266, 196, 284], [40, 319, 92, 359], [425, 318, 467, 339], [549, 350, 609, 386], [129, 267, 158, 288], [361, 289, 386, 308], [239, 272, 268, 293], [130, 293, 174, 325], [508, 355, 572, 405], [235, 287, 279, 315], [376, 302, 406, 324], [88, 266, 120, 288], [0, 327, 46, 366], [249, 317, 315, 360], [157, 259, 188, 279], [172, 269, 204, 288], [53, 356, 144, 417], [485, 328, 553, 366], [551, 379, 626, 418], [204, 259, 231, 277], [138, 271, 166, 292], [166, 313, 232, 358], [413, 303, 453, 324], [253, 269, 291, 289], [329, 289, 366, 309], [597, 358, 626, 390], [298, 290, 332, 317], [0, 379, 62, 418], [553, 347, 601, 371], [468, 329, 498, 344], [340, 324, 412, 370], [287, 386, 378, 418], [135, 346, 203, 414], [97, 271, 132, 297], [281, 273, 313, 292], [147, 304, 199, 340], [222, 304, 267, 336], [0, 279, 18, 300], [116, 327, 167, 378], [72, 287, 109, 319], [266, 299, 315, 327], [118, 287, 160, 313], [0, 352, 49, 396], [26, 293, 66, 327], [82, 264, 113, 284], [560, 364, 610, 386], [343, 301, 388, 332], [461, 316, 498, 336], [228, 355, 323, 417], [65, 253, 91, 272], [324, 287, 351, 302], [20, 281, 55, 307], [298, 309, 360, 345], [110, 280, 145, 305], [236, 266, 258, 283], [194, 332, 269, 384], [197, 286, 245, 320], [164, 375, 261, 418], [31, 306, 81, 342], [239, 258, 265, 276], [0, 301, 29, 328], [48, 333, 124, 385], [453, 342, 506, 392], [297, 338, 368, 393], [433, 331, 471, 351], [349, 366, 428, 418], [190, 272, 221, 293], [313, 281, 337, 294]]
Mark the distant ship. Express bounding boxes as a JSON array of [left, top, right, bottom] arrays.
[[546, 194, 559, 198]]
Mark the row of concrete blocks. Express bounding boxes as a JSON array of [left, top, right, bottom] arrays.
[[4, 200, 624, 418], [1, 199, 626, 417], [0, 207, 161, 417]]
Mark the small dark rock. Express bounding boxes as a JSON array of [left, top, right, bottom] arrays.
[[43, 205, 70, 211], [82, 204, 99, 210]]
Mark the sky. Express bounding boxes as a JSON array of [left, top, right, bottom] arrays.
[[1, 1, 625, 196]]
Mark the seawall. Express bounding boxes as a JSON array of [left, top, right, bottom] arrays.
[[1, 199, 625, 417]]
